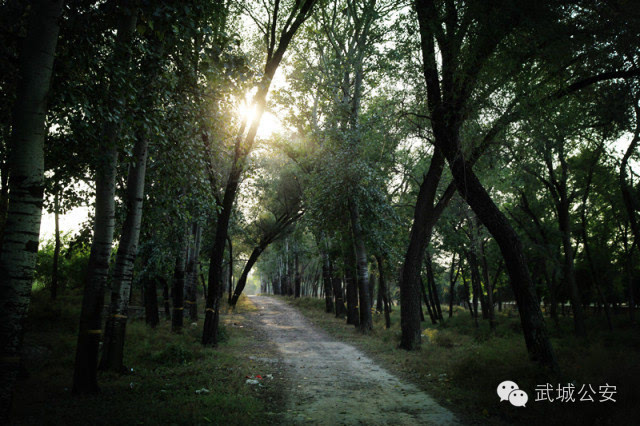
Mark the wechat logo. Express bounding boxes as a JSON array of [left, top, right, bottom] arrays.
[[497, 380, 528, 407]]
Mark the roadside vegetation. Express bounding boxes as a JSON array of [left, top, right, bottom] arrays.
[[11, 291, 284, 425], [281, 296, 640, 425]]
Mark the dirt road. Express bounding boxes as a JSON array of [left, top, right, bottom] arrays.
[[248, 296, 459, 425]]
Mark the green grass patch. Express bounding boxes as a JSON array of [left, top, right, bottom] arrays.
[[12, 290, 284, 425]]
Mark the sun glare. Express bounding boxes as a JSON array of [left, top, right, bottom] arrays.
[[238, 99, 283, 139]]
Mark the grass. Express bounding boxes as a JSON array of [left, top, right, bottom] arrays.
[[280, 296, 640, 425], [11, 290, 285, 425]]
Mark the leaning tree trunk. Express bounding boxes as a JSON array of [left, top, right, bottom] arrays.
[[415, 0, 556, 369], [99, 129, 149, 372], [230, 245, 264, 306], [0, 0, 63, 418], [202, 0, 317, 344], [398, 149, 446, 349], [439, 139, 556, 367], [72, 5, 138, 394]]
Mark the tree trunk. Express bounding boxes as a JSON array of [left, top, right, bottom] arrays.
[[51, 191, 61, 300], [226, 236, 233, 304], [444, 145, 556, 364], [0, 161, 9, 251], [480, 244, 496, 331], [143, 276, 159, 328], [619, 114, 638, 323], [202, 0, 318, 342], [448, 253, 459, 318], [99, 125, 149, 372], [230, 245, 264, 305], [349, 201, 372, 331], [73, 5, 137, 394], [375, 255, 391, 329], [415, 0, 556, 369], [332, 265, 346, 319], [322, 251, 334, 313], [0, 0, 63, 416], [161, 277, 171, 321], [398, 149, 446, 350], [376, 272, 384, 313], [558, 202, 586, 337], [345, 245, 359, 327], [294, 252, 301, 298], [425, 253, 443, 320], [172, 229, 188, 333], [186, 223, 202, 322], [421, 277, 437, 324]]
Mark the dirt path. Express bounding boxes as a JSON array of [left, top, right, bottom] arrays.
[[247, 296, 459, 425]]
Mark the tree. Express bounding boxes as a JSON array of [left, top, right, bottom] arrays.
[[203, 0, 318, 346], [73, 2, 138, 394], [0, 0, 63, 418], [412, 0, 557, 366]]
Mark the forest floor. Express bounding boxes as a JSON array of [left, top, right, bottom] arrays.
[[10, 290, 288, 425], [277, 296, 640, 425], [247, 295, 458, 425], [10, 290, 640, 425]]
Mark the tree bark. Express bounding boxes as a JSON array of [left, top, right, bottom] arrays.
[[294, 252, 301, 298], [99, 124, 149, 372], [51, 190, 61, 300], [226, 236, 233, 304], [0, 0, 63, 416], [72, 4, 138, 394], [322, 251, 334, 313], [230, 246, 264, 305], [375, 255, 391, 329], [332, 265, 346, 318], [398, 149, 446, 349], [421, 277, 437, 324], [480, 243, 496, 331], [172, 228, 188, 333], [620, 104, 639, 323], [345, 243, 359, 326], [349, 200, 372, 331], [186, 223, 202, 322], [448, 253, 460, 318], [558, 199, 586, 337], [161, 277, 171, 321], [143, 276, 159, 328], [425, 253, 443, 320]]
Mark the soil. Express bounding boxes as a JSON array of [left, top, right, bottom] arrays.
[[246, 295, 459, 425]]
